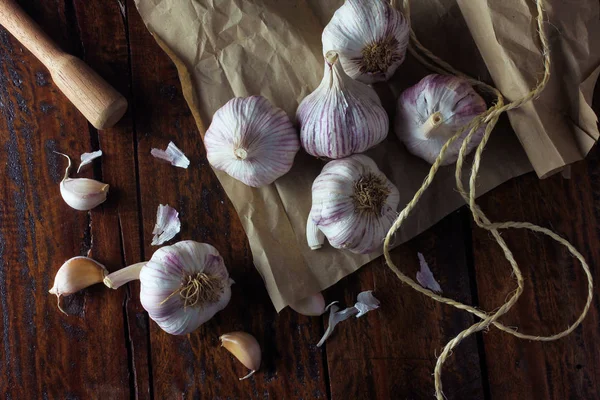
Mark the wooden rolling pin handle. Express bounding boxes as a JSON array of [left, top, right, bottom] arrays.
[[0, 0, 128, 130]]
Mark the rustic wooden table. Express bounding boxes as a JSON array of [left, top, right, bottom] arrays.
[[0, 1, 599, 399]]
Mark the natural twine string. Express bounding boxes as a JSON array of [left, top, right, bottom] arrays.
[[385, 1, 594, 399]]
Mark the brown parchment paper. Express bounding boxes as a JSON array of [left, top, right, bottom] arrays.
[[134, 0, 600, 311]]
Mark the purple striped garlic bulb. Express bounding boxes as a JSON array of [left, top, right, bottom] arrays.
[[104, 241, 233, 335], [307, 154, 399, 254], [322, 0, 410, 84], [205, 96, 300, 187], [395, 74, 487, 165], [297, 51, 389, 159]]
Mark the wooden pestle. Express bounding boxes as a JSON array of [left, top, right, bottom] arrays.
[[0, 0, 127, 130]]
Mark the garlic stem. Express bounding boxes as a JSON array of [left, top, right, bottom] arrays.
[[234, 147, 248, 160], [325, 50, 339, 65], [421, 111, 443, 139], [104, 262, 146, 289], [306, 215, 325, 250]]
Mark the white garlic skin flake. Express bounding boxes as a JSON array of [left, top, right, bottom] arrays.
[[308, 154, 399, 254], [205, 96, 299, 187], [395, 74, 487, 165], [322, 0, 410, 83], [297, 51, 389, 159]]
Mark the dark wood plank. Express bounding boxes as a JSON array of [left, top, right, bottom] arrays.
[[71, 0, 151, 398], [471, 149, 600, 399], [126, 1, 329, 397], [0, 0, 131, 398], [325, 210, 485, 400]]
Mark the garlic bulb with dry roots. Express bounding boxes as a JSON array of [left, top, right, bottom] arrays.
[[205, 96, 299, 187], [297, 51, 389, 159], [307, 154, 399, 254], [104, 241, 233, 335], [57, 152, 109, 211], [322, 0, 410, 83], [395, 74, 487, 165]]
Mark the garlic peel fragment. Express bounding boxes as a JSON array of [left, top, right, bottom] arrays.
[[395, 74, 487, 165], [151, 141, 190, 169], [309, 155, 399, 254], [317, 291, 380, 347], [289, 291, 326, 316], [151, 204, 180, 246], [56, 152, 109, 211], [205, 96, 299, 187], [49, 256, 108, 315], [322, 0, 410, 83], [220, 331, 261, 380], [416, 252, 442, 293], [77, 150, 102, 173], [297, 51, 389, 159]]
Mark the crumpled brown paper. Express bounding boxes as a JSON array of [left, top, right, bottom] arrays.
[[134, 0, 600, 311]]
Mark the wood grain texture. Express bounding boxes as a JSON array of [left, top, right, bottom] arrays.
[[0, 0, 130, 398], [470, 148, 600, 399], [324, 210, 485, 400]]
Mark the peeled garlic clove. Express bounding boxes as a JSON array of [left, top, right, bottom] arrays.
[[60, 178, 109, 211], [322, 0, 410, 83], [289, 292, 326, 316], [49, 256, 108, 314], [56, 152, 109, 210], [309, 154, 399, 254], [220, 331, 261, 380], [395, 74, 487, 165], [205, 96, 299, 187], [297, 51, 389, 159]]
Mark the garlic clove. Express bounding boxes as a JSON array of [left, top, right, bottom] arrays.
[[395, 74, 487, 165], [322, 0, 410, 83], [60, 178, 109, 211], [56, 152, 109, 210], [289, 292, 326, 316], [49, 256, 108, 314], [306, 214, 325, 250], [205, 96, 299, 187], [220, 331, 261, 380], [297, 51, 389, 159], [309, 154, 399, 254]]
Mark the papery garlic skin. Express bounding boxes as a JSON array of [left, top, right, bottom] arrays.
[[220, 331, 261, 380], [49, 256, 108, 314], [297, 51, 389, 159], [308, 154, 399, 254], [322, 0, 410, 83], [395, 74, 487, 165], [139, 241, 233, 335], [205, 96, 299, 187]]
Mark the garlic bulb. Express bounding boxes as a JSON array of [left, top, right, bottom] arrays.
[[307, 154, 399, 254], [297, 51, 389, 159], [322, 0, 410, 83], [49, 256, 108, 314], [104, 241, 233, 335], [205, 96, 299, 187], [57, 152, 109, 210], [220, 332, 261, 380], [395, 74, 487, 165]]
